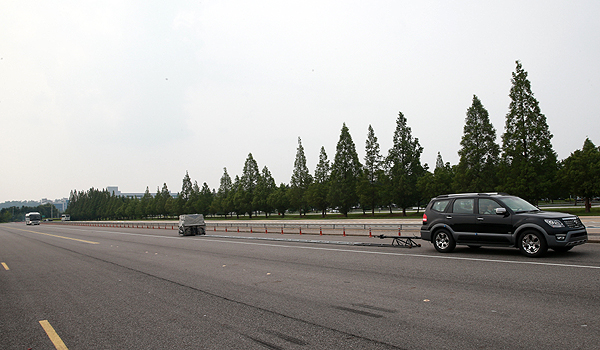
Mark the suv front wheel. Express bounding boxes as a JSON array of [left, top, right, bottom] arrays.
[[433, 229, 456, 253], [518, 230, 548, 257]]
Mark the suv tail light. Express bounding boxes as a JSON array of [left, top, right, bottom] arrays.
[[423, 213, 427, 224]]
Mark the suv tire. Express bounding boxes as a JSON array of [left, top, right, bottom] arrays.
[[518, 230, 548, 257], [433, 229, 456, 253]]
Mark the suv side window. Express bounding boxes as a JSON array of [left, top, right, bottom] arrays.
[[431, 199, 450, 212], [478, 198, 503, 215], [453, 198, 474, 214]]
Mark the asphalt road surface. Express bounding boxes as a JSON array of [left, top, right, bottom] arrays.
[[1, 223, 599, 349]]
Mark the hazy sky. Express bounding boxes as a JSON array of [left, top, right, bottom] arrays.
[[2, 0, 599, 202]]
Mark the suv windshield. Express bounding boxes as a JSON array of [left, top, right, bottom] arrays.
[[498, 197, 539, 213]]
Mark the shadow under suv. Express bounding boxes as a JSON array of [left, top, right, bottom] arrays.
[[420, 193, 588, 257]]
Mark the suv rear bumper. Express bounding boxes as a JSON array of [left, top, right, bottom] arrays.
[[420, 229, 432, 241]]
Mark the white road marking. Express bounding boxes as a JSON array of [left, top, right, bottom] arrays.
[[51, 226, 600, 270]]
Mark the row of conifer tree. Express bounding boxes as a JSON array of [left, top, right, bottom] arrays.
[[66, 61, 600, 220]]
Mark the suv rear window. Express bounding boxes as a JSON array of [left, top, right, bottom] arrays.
[[453, 198, 474, 214], [431, 200, 450, 212]]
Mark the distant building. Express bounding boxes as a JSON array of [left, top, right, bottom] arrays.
[[107, 186, 176, 198], [107, 186, 121, 196], [41, 198, 69, 211]]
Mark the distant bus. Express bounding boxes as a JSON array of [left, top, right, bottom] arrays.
[[25, 212, 42, 225], [61, 214, 70, 221]]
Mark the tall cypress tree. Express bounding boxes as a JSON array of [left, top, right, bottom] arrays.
[[188, 181, 199, 214], [198, 182, 213, 216], [386, 112, 424, 215], [158, 183, 171, 218], [314, 146, 330, 184], [230, 175, 243, 218], [269, 183, 290, 217], [328, 123, 362, 216], [211, 167, 232, 217], [180, 171, 193, 201], [455, 95, 500, 192], [177, 171, 194, 216], [306, 146, 331, 217], [140, 186, 153, 218], [432, 152, 454, 196], [557, 138, 600, 212], [289, 137, 313, 215], [253, 166, 276, 217], [240, 153, 260, 217], [357, 125, 383, 216], [501, 61, 557, 203]]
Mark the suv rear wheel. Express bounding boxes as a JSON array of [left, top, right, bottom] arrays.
[[433, 229, 456, 253], [518, 230, 548, 257]]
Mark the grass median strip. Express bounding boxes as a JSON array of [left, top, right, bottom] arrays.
[[39, 320, 69, 350]]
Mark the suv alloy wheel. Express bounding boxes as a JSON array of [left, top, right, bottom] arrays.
[[433, 229, 455, 253], [518, 230, 548, 257]]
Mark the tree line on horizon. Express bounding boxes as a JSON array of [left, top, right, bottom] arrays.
[[64, 61, 600, 221], [0, 203, 64, 223]]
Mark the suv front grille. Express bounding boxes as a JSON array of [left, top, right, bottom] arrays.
[[563, 218, 584, 229]]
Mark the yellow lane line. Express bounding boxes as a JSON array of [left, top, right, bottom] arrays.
[[12, 227, 99, 245], [1, 262, 9, 270], [39, 320, 69, 350]]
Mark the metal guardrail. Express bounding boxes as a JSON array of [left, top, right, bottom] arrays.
[[206, 222, 421, 236], [55, 221, 180, 230], [208, 222, 420, 230], [50, 221, 422, 235]]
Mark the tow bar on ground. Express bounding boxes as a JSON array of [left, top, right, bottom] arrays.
[[375, 234, 421, 248]]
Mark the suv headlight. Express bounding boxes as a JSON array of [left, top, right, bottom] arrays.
[[544, 219, 565, 228]]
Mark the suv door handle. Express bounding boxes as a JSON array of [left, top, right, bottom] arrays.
[[477, 217, 484, 221], [446, 216, 452, 219]]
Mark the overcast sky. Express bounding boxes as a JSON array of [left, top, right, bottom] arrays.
[[1, 0, 599, 203]]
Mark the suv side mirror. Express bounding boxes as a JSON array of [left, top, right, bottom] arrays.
[[495, 207, 507, 215]]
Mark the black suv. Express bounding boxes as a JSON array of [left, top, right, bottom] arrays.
[[420, 193, 588, 257]]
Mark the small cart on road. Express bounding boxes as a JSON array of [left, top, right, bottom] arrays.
[[178, 214, 206, 236]]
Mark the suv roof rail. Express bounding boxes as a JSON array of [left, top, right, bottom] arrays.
[[435, 192, 510, 198]]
